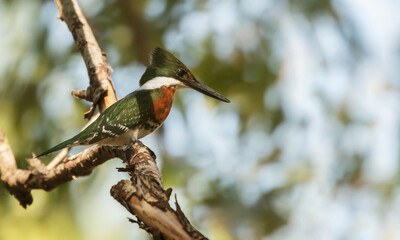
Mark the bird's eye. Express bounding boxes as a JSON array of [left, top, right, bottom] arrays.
[[176, 69, 186, 77]]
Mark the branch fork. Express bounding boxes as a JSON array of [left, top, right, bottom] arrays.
[[0, 0, 207, 239]]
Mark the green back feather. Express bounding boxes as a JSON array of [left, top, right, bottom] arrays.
[[37, 88, 170, 157]]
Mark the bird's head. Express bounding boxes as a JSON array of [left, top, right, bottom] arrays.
[[139, 47, 230, 103]]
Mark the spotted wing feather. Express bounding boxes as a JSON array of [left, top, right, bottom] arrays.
[[37, 91, 147, 157]]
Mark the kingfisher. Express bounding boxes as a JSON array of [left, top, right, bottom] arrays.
[[37, 47, 230, 157]]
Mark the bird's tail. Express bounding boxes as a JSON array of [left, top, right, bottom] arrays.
[[36, 134, 81, 158]]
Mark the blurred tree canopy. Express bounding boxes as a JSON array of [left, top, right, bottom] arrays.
[[1, 0, 399, 239]]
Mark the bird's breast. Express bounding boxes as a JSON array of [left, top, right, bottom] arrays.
[[152, 86, 175, 123]]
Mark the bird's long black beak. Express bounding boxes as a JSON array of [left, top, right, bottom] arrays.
[[184, 79, 230, 103]]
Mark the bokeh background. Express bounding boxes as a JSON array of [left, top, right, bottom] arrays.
[[1, 0, 400, 239]]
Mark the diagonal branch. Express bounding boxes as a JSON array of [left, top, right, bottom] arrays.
[[111, 148, 208, 240], [0, 129, 122, 207], [45, 0, 119, 168], [55, 0, 118, 118], [0, 0, 208, 239], [0, 130, 207, 239]]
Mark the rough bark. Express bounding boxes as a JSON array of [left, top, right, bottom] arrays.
[[111, 142, 207, 240], [55, 0, 118, 118], [0, 0, 207, 239]]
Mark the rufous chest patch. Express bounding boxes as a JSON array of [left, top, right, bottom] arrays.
[[153, 86, 175, 123]]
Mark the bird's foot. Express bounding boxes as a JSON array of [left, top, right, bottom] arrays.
[[124, 141, 156, 159], [125, 140, 137, 150]]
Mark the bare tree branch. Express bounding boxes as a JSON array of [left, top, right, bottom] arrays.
[[0, 132, 120, 207], [0, 130, 33, 207], [55, 0, 118, 119], [1, 131, 207, 239], [0, 0, 208, 239], [110, 141, 207, 240]]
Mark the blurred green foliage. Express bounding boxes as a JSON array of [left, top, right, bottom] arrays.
[[1, 0, 398, 239]]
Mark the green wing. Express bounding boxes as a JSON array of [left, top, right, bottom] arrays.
[[37, 89, 160, 157], [85, 90, 157, 143]]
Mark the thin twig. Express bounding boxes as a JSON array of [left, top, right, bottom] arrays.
[[46, 148, 69, 169], [46, 112, 101, 169]]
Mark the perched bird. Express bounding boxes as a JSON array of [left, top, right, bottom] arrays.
[[37, 47, 230, 157]]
